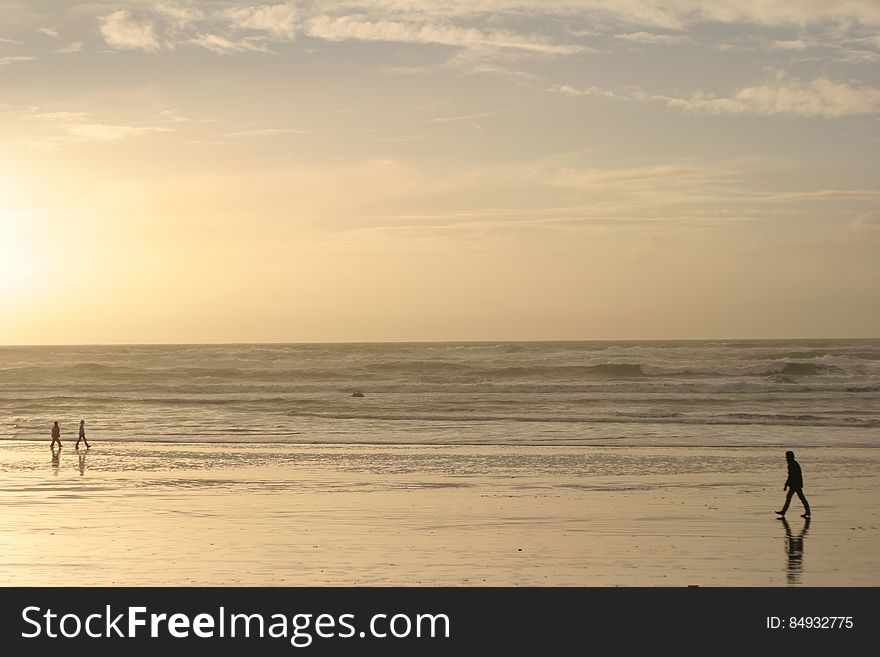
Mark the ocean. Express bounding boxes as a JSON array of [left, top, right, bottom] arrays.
[[1, 340, 878, 448]]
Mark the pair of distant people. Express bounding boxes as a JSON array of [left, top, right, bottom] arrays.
[[50, 420, 90, 450]]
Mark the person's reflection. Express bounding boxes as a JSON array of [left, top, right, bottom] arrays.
[[78, 451, 87, 476], [50, 444, 60, 474], [780, 516, 810, 585]]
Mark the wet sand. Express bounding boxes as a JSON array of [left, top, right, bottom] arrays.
[[0, 441, 877, 586]]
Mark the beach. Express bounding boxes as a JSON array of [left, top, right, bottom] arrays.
[[1, 440, 877, 586], [2, 341, 878, 586]]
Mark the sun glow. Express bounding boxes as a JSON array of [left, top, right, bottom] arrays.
[[0, 199, 40, 303]]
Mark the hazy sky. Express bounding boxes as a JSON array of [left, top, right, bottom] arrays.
[[1, 1, 878, 344]]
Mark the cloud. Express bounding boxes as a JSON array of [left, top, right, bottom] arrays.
[[32, 110, 172, 144], [67, 123, 172, 142], [96, 4, 297, 54], [839, 48, 880, 63], [220, 4, 298, 38], [35, 111, 90, 122], [661, 77, 880, 118], [545, 163, 730, 191], [222, 128, 309, 137], [283, 0, 880, 71], [55, 41, 83, 54], [558, 75, 880, 118], [305, 15, 583, 54], [100, 10, 162, 52], [554, 84, 626, 100], [771, 39, 808, 50], [615, 31, 689, 45], [79, 1, 880, 62], [289, 1, 880, 31], [188, 34, 269, 54], [425, 111, 501, 123], [382, 65, 432, 75], [153, 108, 195, 123], [153, 3, 205, 29], [0, 55, 35, 67], [38, 28, 59, 38]]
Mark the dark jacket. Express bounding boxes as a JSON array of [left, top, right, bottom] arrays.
[[785, 459, 804, 490]]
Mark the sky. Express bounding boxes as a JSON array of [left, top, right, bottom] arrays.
[[1, 1, 878, 344]]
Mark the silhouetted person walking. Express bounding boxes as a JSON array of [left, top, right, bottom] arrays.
[[50, 421, 62, 448], [76, 419, 90, 450], [776, 450, 811, 518]]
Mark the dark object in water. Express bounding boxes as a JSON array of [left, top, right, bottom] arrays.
[[351, 391, 365, 398]]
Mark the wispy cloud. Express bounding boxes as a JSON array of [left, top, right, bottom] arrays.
[[615, 31, 689, 45], [0, 55, 35, 67], [382, 65, 431, 75], [55, 41, 83, 54], [153, 108, 199, 123], [557, 75, 880, 118], [67, 122, 171, 142], [425, 111, 501, 124], [38, 28, 59, 38], [541, 163, 733, 192], [78, 1, 880, 65], [554, 85, 627, 100], [98, 3, 298, 53], [186, 139, 233, 146], [30, 110, 172, 145], [305, 15, 583, 54], [100, 10, 161, 52], [188, 34, 269, 54], [658, 77, 880, 118], [771, 39, 808, 50], [220, 4, 298, 39], [222, 128, 311, 137], [153, 2, 205, 29], [291, 1, 880, 32]]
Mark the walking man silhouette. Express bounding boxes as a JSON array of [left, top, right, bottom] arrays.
[[776, 450, 811, 519], [76, 419, 90, 450], [50, 421, 62, 448]]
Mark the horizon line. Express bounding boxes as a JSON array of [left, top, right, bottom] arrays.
[[2, 336, 879, 348]]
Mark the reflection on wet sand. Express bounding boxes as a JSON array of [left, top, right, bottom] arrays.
[[50, 445, 60, 474], [79, 451, 87, 476], [781, 516, 810, 585]]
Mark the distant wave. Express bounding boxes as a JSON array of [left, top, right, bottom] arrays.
[[283, 409, 879, 428], [2, 380, 878, 401], [0, 358, 853, 383]]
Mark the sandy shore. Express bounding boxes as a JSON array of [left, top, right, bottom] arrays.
[[0, 441, 877, 586]]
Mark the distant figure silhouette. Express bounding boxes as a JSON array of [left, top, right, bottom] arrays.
[[76, 419, 90, 450], [780, 516, 810, 585], [775, 450, 811, 518], [50, 421, 63, 448]]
